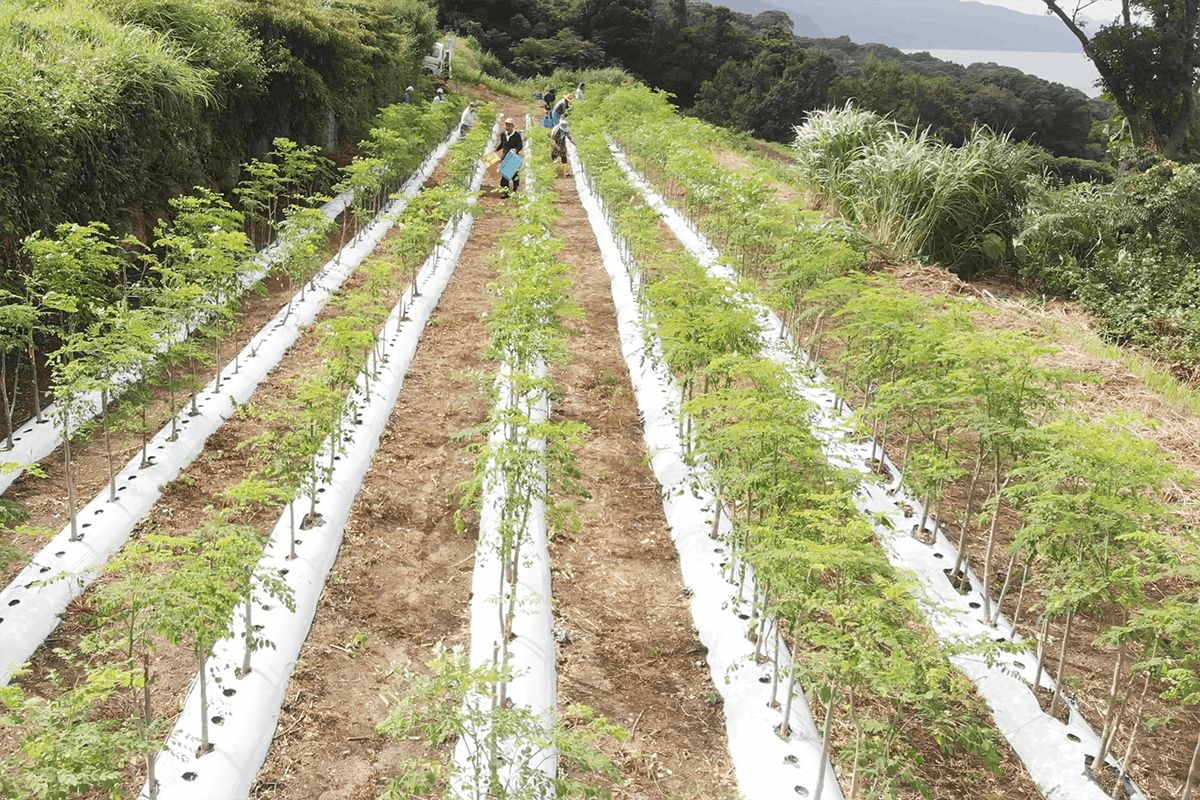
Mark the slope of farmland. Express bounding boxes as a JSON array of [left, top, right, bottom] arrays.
[[248, 96, 737, 800], [645, 115, 1200, 800], [12, 76, 1198, 800]]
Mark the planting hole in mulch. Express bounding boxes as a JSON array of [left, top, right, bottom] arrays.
[[1033, 684, 1073, 725], [1085, 755, 1125, 796], [911, 523, 936, 545], [945, 566, 973, 594], [867, 457, 893, 483]]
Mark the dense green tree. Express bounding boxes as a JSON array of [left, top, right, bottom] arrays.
[[744, 8, 793, 35], [572, 0, 661, 77], [437, 0, 549, 64], [694, 31, 836, 142], [1042, 0, 1200, 156], [511, 28, 606, 75], [969, 71, 1102, 159], [658, 4, 753, 105], [832, 55, 969, 143]]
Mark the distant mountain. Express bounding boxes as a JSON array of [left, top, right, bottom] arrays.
[[720, 0, 1085, 52]]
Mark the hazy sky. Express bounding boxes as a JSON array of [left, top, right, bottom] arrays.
[[969, 0, 1124, 24]]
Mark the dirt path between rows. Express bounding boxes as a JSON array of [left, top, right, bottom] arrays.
[[545, 167, 737, 799], [249, 172, 502, 800]]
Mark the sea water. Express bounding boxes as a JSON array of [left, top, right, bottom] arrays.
[[902, 49, 1103, 96]]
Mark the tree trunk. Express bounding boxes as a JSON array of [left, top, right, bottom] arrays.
[[289, 503, 298, 560], [65, 423, 79, 542], [198, 650, 212, 755], [710, 481, 723, 540], [1181, 724, 1200, 800], [1094, 612, 1128, 770], [769, 621, 781, 709], [102, 389, 117, 502], [1, 350, 13, 450], [781, 619, 799, 738], [981, 461, 1007, 622], [213, 338, 222, 394], [951, 448, 985, 579], [140, 398, 150, 468], [1113, 666, 1153, 799], [814, 688, 837, 800], [144, 650, 157, 800], [989, 550, 1019, 626], [1009, 556, 1032, 634], [1048, 610, 1074, 719], [1033, 617, 1050, 688], [27, 344, 42, 423], [241, 594, 254, 677]]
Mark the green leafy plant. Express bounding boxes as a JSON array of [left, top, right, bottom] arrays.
[[376, 644, 625, 800]]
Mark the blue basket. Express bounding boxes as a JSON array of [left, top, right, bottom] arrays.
[[499, 152, 523, 180]]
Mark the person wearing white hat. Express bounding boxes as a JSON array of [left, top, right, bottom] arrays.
[[495, 117, 523, 197], [402, 85, 413, 103], [459, 101, 478, 135], [432, 86, 446, 103], [550, 118, 573, 174]]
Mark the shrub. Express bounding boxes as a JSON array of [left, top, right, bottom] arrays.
[[0, 0, 437, 264]]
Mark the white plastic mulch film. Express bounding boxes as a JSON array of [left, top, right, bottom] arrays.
[[569, 141, 844, 800]]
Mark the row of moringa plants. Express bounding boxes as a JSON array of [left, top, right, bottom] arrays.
[[0, 99, 467, 500], [579, 85, 1200, 800], [0, 101, 462, 570], [0, 108, 492, 800], [569, 101, 1016, 800], [375, 118, 625, 800], [604, 140, 1119, 799], [0, 101, 466, 685], [568, 136, 840, 799], [145, 109, 496, 800]]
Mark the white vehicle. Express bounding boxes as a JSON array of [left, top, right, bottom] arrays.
[[423, 39, 454, 78]]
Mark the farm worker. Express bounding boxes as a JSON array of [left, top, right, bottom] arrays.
[[459, 101, 478, 135], [575, 82, 586, 103], [550, 119, 574, 168], [495, 117, 523, 197], [432, 86, 447, 103], [542, 86, 557, 116], [551, 94, 572, 124], [401, 86, 414, 103]]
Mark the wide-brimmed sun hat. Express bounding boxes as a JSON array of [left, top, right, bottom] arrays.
[[504, 117, 515, 124]]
